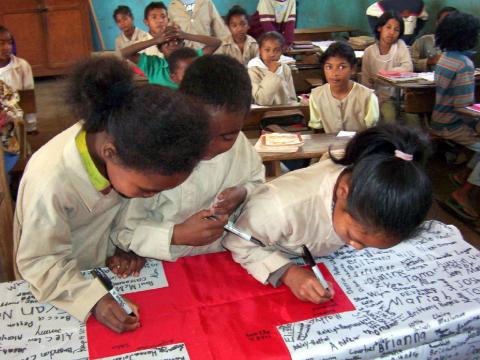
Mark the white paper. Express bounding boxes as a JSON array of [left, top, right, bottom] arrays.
[[101, 343, 190, 360], [418, 72, 435, 82], [354, 50, 364, 58], [337, 130, 356, 138], [312, 41, 335, 52]]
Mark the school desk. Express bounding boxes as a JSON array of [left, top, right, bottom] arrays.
[[1, 221, 479, 359], [244, 104, 310, 131], [294, 26, 358, 42]]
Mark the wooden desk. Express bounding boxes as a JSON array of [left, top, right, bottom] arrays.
[[294, 26, 358, 41], [1, 222, 480, 359], [244, 104, 310, 131]]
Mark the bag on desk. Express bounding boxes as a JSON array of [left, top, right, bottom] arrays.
[[260, 109, 306, 131]]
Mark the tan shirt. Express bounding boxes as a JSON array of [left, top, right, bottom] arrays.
[[115, 27, 151, 52], [248, 58, 297, 105], [13, 123, 125, 321], [0, 55, 34, 91], [168, 0, 229, 49], [309, 82, 379, 133], [222, 160, 345, 284], [361, 40, 413, 103], [215, 34, 258, 66], [111, 132, 265, 261]]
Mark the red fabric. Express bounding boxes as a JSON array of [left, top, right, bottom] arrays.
[[87, 252, 355, 359]]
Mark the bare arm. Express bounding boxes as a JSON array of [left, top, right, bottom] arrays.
[[182, 32, 222, 55], [121, 34, 167, 63]]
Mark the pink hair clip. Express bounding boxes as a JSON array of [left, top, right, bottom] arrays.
[[394, 149, 413, 161]]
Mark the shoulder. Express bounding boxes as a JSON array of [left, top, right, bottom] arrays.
[[396, 39, 409, 51], [311, 84, 328, 98], [352, 82, 374, 95], [11, 56, 32, 70]]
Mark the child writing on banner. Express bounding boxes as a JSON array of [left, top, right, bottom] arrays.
[[13, 56, 210, 333], [167, 47, 199, 85], [113, 5, 150, 53], [429, 12, 480, 221], [309, 42, 379, 133], [121, 25, 220, 89], [361, 11, 413, 123], [223, 125, 432, 304], [168, 0, 229, 50], [0, 26, 37, 133], [216, 5, 258, 66], [108, 55, 265, 271]]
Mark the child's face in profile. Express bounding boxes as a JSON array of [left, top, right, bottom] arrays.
[[228, 15, 249, 42], [378, 19, 401, 46], [170, 57, 196, 84], [115, 14, 134, 35], [0, 31, 13, 63], [144, 8, 169, 35], [202, 107, 244, 160], [259, 39, 282, 65], [323, 56, 354, 90]]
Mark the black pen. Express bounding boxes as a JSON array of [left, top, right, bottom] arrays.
[[207, 216, 265, 247], [91, 268, 134, 316], [302, 245, 329, 291]]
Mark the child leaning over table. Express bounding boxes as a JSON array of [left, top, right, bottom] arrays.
[[309, 42, 379, 134], [107, 55, 264, 273], [223, 124, 432, 304]]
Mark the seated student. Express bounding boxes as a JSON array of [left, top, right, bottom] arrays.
[[167, 47, 199, 85], [108, 55, 264, 269], [142, 2, 170, 57], [113, 5, 150, 53], [249, 0, 296, 48], [361, 11, 413, 123], [0, 26, 37, 133], [309, 42, 379, 133], [429, 12, 480, 221], [223, 125, 432, 304], [215, 5, 258, 66], [121, 26, 220, 89], [411, 6, 457, 72], [168, 0, 229, 50], [248, 31, 296, 105], [0, 80, 22, 174], [366, 0, 428, 45], [13, 56, 210, 333]]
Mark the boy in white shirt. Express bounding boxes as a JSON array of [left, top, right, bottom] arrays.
[[113, 5, 150, 53]]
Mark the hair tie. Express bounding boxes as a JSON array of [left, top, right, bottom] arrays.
[[394, 149, 413, 161]]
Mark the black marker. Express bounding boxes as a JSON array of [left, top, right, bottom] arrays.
[[207, 216, 265, 247], [91, 268, 134, 316], [302, 245, 329, 291]]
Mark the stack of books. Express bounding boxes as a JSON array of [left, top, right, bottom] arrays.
[[348, 36, 375, 49], [292, 41, 315, 49], [466, 104, 480, 113], [254, 133, 304, 153], [377, 70, 421, 83]]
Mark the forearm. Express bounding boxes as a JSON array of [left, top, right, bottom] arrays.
[[184, 33, 221, 54], [121, 38, 160, 61]]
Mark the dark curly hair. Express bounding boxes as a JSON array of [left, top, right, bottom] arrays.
[[331, 124, 432, 241], [144, 1, 167, 20], [320, 41, 356, 67], [179, 54, 252, 115], [167, 47, 198, 75], [113, 5, 133, 21], [258, 31, 285, 48], [435, 12, 480, 51], [226, 5, 248, 25], [67, 56, 209, 175], [374, 11, 404, 40]]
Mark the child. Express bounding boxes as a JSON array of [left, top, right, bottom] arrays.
[[430, 12, 480, 220], [216, 5, 258, 66], [167, 47, 199, 85], [223, 124, 432, 304], [249, 0, 296, 47], [366, 0, 428, 45], [168, 0, 229, 49], [13, 56, 210, 333], [248, 31, 296, 105], [108, 55, 265, 268], [411, 7, 457, 72], [142, 2, 170, 57], [121, 26, 221, 88], [361, 11, 413, 123], [0, 26, 37, 133], [309, 42, 379, 133], [113, 5, 150, 53]]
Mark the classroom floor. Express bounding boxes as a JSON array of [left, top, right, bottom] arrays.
[[23, 76, 480, 250]]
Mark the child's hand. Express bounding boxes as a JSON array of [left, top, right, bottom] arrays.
[[172, 209, 228, 246], [106, 248, 146, 278], [92, 294, 140, 333], [281, 265, 334, 303], [212, 186, 247, 216], [266, 61, 281, 74]]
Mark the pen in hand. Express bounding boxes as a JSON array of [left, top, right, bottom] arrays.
[[92, 268, 134, 316], [302, 245, 330, 292], [206, 216, 266, 247]]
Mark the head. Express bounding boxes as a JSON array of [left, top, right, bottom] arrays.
[[159, 28, 185, 58], [226, 5, 249, 43], [68, 56, 210, 198], [180, 54, 252, 160], [436, 12, 480, 52], [375, 11, 404, 46], [113, 6, 134, 35], [258, 31, 285, 64], [320, 42, 356, 89], [168, 47, 198, 84], [0, 26, 13, 63], [436, 6, 457, 25], [144, 2, 169, 35], [330, 124, 432, 250]]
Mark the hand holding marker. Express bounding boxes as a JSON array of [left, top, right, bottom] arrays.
[[207, 216, 265, 247], [92, 268, 134, 316]]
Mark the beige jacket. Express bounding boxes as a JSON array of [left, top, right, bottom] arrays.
[[168, 0, 229, 49], [410, 34, 440, 72], [248, 58, 297, 105], [215, 34, 258, 66], [13, 123, 125, 321], [111, 132, 265, 261], [222, 160, 345, 284], [309, 82, 379, 133], [0, 55, 34, 91]]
